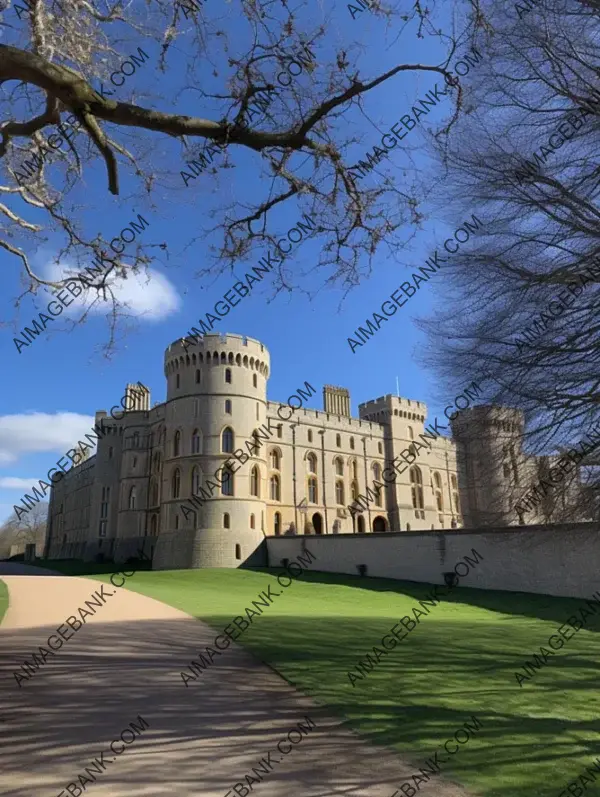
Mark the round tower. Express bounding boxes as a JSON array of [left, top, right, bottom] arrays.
[[159, 332, 271, 568]]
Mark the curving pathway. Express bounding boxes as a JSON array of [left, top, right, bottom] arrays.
[[0, 564, 472, 797]]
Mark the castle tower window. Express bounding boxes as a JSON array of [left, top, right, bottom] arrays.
[[128, 486, 136, 510], [351, 459, 358, 481], [335, 457, 343, 476], [378, 442, 383, 454], [196, 369, 201, 384], [433, 472, 444, 512], [256, 402, 259, 421], [150, 514, 158, 536], [351, 480, 359, 501], [350, 437, 355, 450], [308, 430, 313, 443], [277, 425, 283, 439], [191, 466, 201, 495], [222, 427, 234, 453], [408, 426, 414, 440], [235, 544, 241, 560], [225, 368, 232, 384], [308, 477, 318, 504], [335, 480, 345, 505], [307, 452, 317, 474], [410, 466, 424, 510], [192, 429, 201, 454], [225, 399, 232, 414], [270, 449, 281, 470], [336, 434, 341, 448], [373, 463, 381, 481], [176, 374, 180, 388], [274, 512, 281, 536], [224, 513, 230, 529], [173, 431, 181, 457], [250, 513, 255, 529], [133, 432, 140, 448], [270, 475, 281, 501], [374, 484, 382, 507], [222, 467, 234, 496], [172, 469, 181, 499], [175, 513, 179, 529], [251, 466, 261, 497], [253, 374, 258, 388]]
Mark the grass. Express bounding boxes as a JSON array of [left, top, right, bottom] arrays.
[[0, 579, 8, 625], [32, 562, 600, 797]]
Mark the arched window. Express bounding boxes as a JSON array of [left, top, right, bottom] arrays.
[[191, 466, 201, 495], [410, 466, 424, 510], [373, 463, 381, 481], [253, 374, 257, 388], [251, 466, 260, 497], [173, 430, 181, 457], [336, 434, 341, 448], [308, 477, 318, 503], [351, 481, 359, 501], [433, 472, 444, 512], [270, 449, 280, 469], [307, 452, 317, 474], [351, 459, 358, 480], [335, 480, 345, 505], [191, 429, 201, 454], [408, 426, 414, 440], [308, 430, 313, 443], [225, 368, 232, 383], [128, 486, 136, 510], [224, 513, 230, 529], [222, 466, 234, 496], [172, 469, 181, 499], [222, 426, 234, 453], [335, 457, 343, 476], [350, 437, 355, 450], [225, 399, 232, 414], [274, 512, 281, 536], [374, 484, 382, 507], [196, 369, 201, 384], [270, 474, 281, 501], [250, 514, 255, 529]]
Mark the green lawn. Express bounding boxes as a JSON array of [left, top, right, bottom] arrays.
[[0, 579, 8, 625], [48, 565, 600, 797]]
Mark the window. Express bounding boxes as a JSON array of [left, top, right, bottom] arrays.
[[99, 520, 107, 537], [225, 368, 232, 384], [270, 475, 281, 501], [172, 469, 181, 499], [175, 513, 179, 529], [308, 430, 313, 443], [270, 449, 280, 469], [336, 434, 341, 448], [351, 481, 359, 501], [433, 472, 444, 512], [150, 515, 158, 536], [250, 514, 255, 529], [256, 403, 259, 421], [128, 487, 136, 510], [191, 466, 201, 495], [176, 374, 180, 388], [308, 477, 318, 503], [196, 369, 201, 384], [253, 374, 257, 388], [225, 399, 232, 414], [132, 432, 139, 449], [373, 463, 381, 481], [410, 466, 424, 511], [192, 429, 201, 454], [307, 453, 317, 473], [352, 459, 358, 480], [173, 430, 181, 457], [132, 456, 137, 469], [274, 512, 281, 536], [374, 484, 382, 507], [224, 513, 230, 529], [408, 426, 414, 440], [350, 437, 355, 450], [277, 424, 283, 438], [222, 467, 234, 496], [335, 480, 345, 505], [335, 457, 343, 476], [222, 426, 234, 453], [406, 523, 411, 531], [235, 544, 241, 560], [378, 442, 383, 454], [251, 466, 260, 497]]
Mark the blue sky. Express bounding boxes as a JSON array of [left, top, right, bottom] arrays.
[[0, 0, 476, 523]]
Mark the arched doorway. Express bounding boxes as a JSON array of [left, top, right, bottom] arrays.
[[312, 512, 323, 535], [357, 515, 366, 534], [373, 516, 387, 532]]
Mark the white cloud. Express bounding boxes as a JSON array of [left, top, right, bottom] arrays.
[[0, 477, 43, 489], [44, 259, 181, 320], [0, 412, 95, 465]]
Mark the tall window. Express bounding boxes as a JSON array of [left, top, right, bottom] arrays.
[[308, 430, 313, 443], [128, 486, 136, 510], [224, 513, 230, 528], [176, 374, 180, 388], [352, 459, 358, 480], [196, 369, 201, 384], [270, 449, 280, 469], [251, 466, 260, 497], [222, 466, 234, 496], [235, 544, 241, 560], [374, 484, 382, 507], [222, 426, 234, 453], [335, 457, 343, 476], [433, 472, 444, 512], [172, 469, 181, 499], [253, 374, 257, 388], [192, 429, 201, 454], [150, 479, 159, 506], [191, 466, 201, 495], [173, 430, 181, 457], [378, 442, 383, 454], [277, 424, 283, 438], [336, 434, 341, 448], [351, 481, 359, 501], [451, 474, 460, 514], [133, 432, 139, 448], [335, 480, 345, 505], [408, 426, 414, 440], [274, 512, 281, 536], [350, 437, 355, 450], [250, 513, 255, 529], [373, 463, 381, 481], [308, 476, 318, 503], [410, 466, 424, 510], [225, 368, 232, 383], [307, 453, 317, 474], [174, 513, 179, 529], [101, 486, 110, 518], [99, 520, 107, 537], [225, 399, 232, 414], [270, 475, 281, 501]]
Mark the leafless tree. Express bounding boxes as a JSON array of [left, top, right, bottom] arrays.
[[0, 502, 47, 557], [0, 0, 487, 353]]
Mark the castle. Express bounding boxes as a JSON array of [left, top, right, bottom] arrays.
[[44, 334, 590, 569]]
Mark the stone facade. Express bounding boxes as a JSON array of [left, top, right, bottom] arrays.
[[44, 333, 590, 568]]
